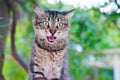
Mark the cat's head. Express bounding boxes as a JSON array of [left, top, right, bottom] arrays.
[[33, 6, 75, 43]]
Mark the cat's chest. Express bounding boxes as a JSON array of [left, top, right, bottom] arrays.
[[34, 45, 66, 64], [31, 44, 67, 79]]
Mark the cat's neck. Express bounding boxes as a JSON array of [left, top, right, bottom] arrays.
[[34, 36, 68, 52]]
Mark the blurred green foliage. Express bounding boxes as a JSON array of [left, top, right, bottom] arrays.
[[3, 0, 120, 80]]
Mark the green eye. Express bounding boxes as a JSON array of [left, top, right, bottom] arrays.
[[57, 22, 63, 27], [43, 21, 49, 26]]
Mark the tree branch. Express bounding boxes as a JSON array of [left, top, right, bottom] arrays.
[[7, 0, 29, 73]]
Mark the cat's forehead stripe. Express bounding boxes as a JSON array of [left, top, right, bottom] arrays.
[[46, 10, 61, 18]]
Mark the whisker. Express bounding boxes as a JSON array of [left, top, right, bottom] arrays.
[[68, 39, 77, 54]]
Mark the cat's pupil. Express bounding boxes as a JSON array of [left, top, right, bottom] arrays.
[[43, 21, 48, 25]]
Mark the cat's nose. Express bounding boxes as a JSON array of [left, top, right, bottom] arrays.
[[50, 29, 56, 35]]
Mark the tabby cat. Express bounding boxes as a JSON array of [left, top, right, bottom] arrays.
[[29, 6, 75, 80]]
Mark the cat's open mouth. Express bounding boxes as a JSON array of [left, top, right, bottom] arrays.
[[47, 36, 56, 42]]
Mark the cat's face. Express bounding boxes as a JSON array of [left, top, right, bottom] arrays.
[[33, 6, 74, 43]]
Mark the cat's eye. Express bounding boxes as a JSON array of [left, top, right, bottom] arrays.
[[43, 21, 49, 26], [57, 22, 63, 27]]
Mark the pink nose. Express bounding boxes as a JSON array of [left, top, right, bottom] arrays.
[[50, 30, 56, 35]]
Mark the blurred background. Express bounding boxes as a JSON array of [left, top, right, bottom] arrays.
[[0, 0, 120, 80]]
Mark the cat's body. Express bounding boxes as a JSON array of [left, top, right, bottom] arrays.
[[30, 40, 67, 80], [29, 6, 74, 80]]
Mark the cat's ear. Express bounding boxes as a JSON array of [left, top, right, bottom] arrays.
[[61, 9, 75, 19], [33, 5, 45, 16]]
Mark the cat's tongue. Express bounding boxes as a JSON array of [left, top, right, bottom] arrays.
[[47, 36, 56, 42]]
